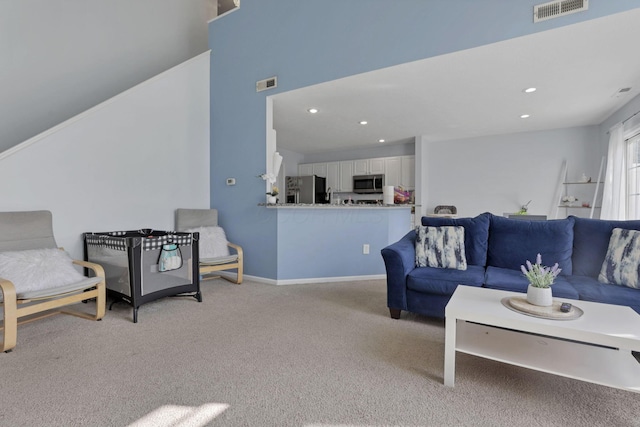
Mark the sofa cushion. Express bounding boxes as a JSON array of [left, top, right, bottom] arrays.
[[568, 275, 640, 314], [415, 225, 467, 270], [572, 216, 640, 278], [407, 265, 485, 296], [598, 228, 640, 289], [483, 266, 579, 299], [487, 215, 574, 275], [421, 212, 490, 266]]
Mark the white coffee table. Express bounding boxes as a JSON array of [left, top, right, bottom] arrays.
[[444, 286, 640, 393]]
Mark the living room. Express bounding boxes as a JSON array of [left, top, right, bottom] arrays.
[[2, 1, 640, 425], [4, 1, 640, 283]]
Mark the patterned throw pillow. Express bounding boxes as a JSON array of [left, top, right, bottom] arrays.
[[598, 228, 640, 289], [415, 225, 467, 270]]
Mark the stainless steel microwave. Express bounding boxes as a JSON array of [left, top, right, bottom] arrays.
[[353, 174, 385, 194]]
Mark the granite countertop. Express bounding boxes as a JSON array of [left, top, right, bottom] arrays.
[[260, 203, 415, 209]]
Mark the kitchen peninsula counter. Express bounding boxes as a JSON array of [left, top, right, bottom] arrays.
[[267, 203, 414, 283], [260, 203, 415, 209]]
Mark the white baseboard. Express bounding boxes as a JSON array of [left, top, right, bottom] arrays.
[[215, 271, 385, 286]]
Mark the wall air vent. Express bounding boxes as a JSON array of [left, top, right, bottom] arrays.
[[534, 0, 588, 23], [256, 76, 277, 92]]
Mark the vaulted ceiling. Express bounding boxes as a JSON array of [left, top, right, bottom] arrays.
[[273, 9, 640, 154]]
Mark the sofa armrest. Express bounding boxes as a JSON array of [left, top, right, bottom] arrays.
[[381, 230, 417, 312]]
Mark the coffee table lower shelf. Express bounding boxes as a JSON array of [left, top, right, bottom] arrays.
[[452, 321, 640, 393]]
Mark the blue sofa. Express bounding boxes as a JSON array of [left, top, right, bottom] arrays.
[[381, 213, 640, 319]]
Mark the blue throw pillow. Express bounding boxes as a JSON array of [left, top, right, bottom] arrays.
[[421, 212, 490, 266], [599, 228, 640, 289], [487, 215, 574, 275], [415, 226, 467, 270], [572, 216, 640, 278]]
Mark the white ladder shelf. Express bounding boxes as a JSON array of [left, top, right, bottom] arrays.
[[553, 156, 605, 219]]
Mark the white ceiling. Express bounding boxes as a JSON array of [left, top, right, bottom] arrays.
[[273, 9, 640, 155]]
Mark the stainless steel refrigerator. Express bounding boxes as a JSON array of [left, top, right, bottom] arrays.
[[288, 175, 327, 204]]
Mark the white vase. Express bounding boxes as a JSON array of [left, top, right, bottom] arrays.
[[267, 195, 277, 204], [526, 284, 552, 306]]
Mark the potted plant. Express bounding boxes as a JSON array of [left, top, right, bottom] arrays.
[[520, 253, 561, 306], [266, 185, 279, 204]]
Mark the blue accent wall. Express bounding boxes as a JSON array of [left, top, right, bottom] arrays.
[[209, 0, 640, 280], [276, 207, 411, 280]]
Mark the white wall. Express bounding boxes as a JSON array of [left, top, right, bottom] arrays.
[[422, 126, 601, 218], [0, 53, 211, 258], [0, 0, 209, 152]]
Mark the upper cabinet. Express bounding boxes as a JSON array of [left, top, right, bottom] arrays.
[[340, 161, 354, 192], [298, 155, 415, 192], [384, 157, 402, 187], [326, 162, 340, 191], [354, 158, 385, 175], [401, 155, 415, 188], [298, 163, 313, 176], [312, 163, 327, 178]]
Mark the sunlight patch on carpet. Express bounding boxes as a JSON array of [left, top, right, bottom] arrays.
[[127, 403, 229, 427]]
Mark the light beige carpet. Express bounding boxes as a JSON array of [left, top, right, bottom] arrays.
[[1, 278, 639, 427]]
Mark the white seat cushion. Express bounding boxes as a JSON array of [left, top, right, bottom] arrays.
[[185, 226, 231, 258], [17, 277, 102, 300], [0, 248, 98, 301], [200, 254, 238, 266]]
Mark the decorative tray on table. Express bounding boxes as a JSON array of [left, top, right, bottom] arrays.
[[501, 296, 583, 320]]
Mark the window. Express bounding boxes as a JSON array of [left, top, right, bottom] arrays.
[[627, 133, 640, 219]]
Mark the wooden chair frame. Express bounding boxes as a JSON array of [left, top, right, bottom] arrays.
[[0, 210, 108, 352], [175, 208, 244, 284], [200, 242, 243, 284], [1, 259, 106, 353]]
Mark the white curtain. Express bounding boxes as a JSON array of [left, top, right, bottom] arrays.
[[601, 122, 626, 220]]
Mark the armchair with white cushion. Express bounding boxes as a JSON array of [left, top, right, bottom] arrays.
[[0, 210, 106, 353], [175, 208, 243, 284]]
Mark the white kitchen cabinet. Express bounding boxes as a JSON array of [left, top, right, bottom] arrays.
[[298, 163, 313, 176], [354, 158, 385, 175], [312, 163, 327, 178], [326, 162, 340, 191], [369, 158, 385, 174], [340, 161, 354, 192], [299, 155, 414, 192], [401, 155, 415, 189], [384, 157, 401, 187], [353, 159, 368, 175]]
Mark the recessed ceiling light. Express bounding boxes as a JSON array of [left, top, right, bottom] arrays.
[[359, 120, 368, 125], [307, 108, 319, 114], [378, 139, 385, 143], [520, 114, 531, 119], [524, 87, 537, 93]]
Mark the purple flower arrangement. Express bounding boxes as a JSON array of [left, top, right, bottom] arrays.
[[521, 253, 561, 288]]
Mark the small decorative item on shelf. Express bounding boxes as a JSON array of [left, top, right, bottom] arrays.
[[266, 185, 279, 204], [561, 195, 578, 206], [516, 200, 531, 215], [579, 173, 590, 183], [521, 253, 561, 307]]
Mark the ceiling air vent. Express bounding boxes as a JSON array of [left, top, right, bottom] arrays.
[[256, 76, 277, 92], [534, 0, 588, 23]]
